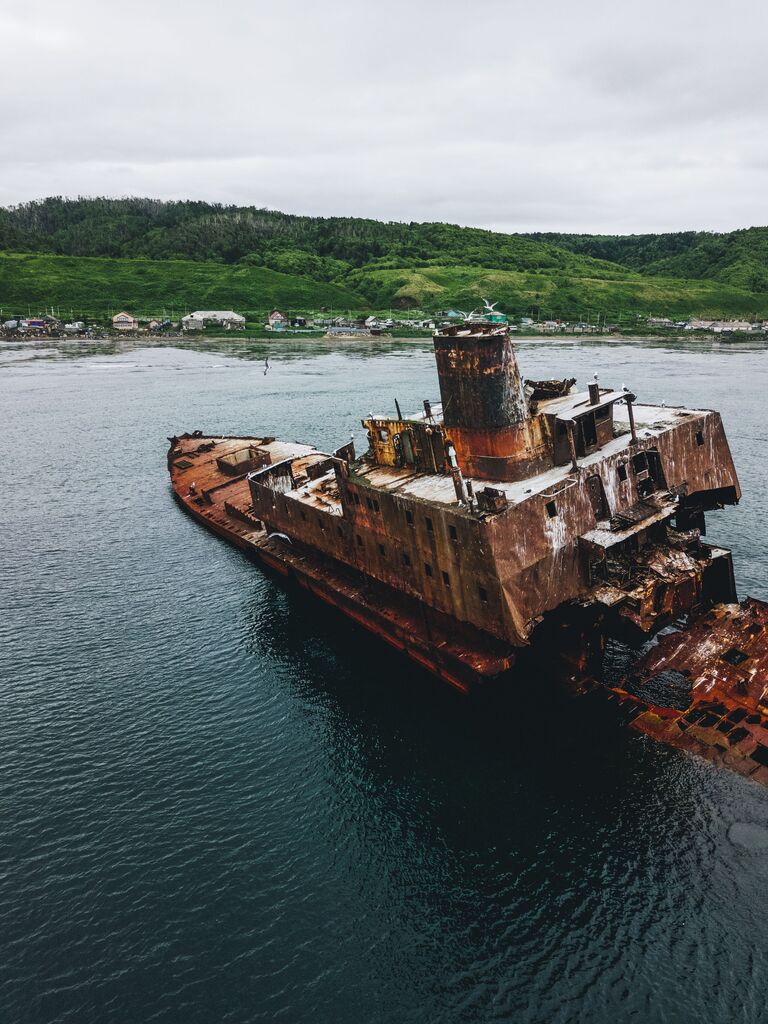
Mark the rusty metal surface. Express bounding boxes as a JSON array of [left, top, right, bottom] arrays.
[[167, 432, 516, 692], [606, 598, 768, 785], [166, 320, 751, 785], [433, 327, 528, 430], [169, 325, 742, 664]]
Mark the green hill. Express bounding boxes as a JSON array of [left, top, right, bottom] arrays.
[[526, 227, 768, 293], [0, 197, 630, 277], [0, 251, 364, 316], [348, 264, 768, 318], [3, 198, 768, 320]]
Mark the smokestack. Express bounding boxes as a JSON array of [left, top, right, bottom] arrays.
[[433, 328, 528, 430], [588, 382, 601, 405]]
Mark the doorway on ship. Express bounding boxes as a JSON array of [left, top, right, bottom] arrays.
[[586, 474, 609, 520]]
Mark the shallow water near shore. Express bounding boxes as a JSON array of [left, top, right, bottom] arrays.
[[3, 335, 768, 1023]]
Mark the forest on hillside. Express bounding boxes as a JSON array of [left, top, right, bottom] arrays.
[[3, 198, 768, 318], [0, 198, 625, 277], [527, 227, 768, 292]]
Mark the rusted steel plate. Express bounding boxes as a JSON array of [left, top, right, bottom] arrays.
[[609, 598, 768, 784]]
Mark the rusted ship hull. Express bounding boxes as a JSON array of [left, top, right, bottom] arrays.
[[166, 318, 768, 787], [168, 432, 515, 694], [168, 430, 768, 787]]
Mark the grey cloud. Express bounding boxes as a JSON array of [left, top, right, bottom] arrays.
[[1, 0, 768, 233]]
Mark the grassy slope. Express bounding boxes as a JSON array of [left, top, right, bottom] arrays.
[[3, 249, 768, 322], [643, 229, 768, 292], [348, 265, 768, 317], [0, 252, 365, 316]]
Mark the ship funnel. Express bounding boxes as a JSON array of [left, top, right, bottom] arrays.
[[433, 325, 528, 431], [431, 324, 542, 482]]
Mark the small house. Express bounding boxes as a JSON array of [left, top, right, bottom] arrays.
[[267, 310, 287, 331], [20, 318, 46, 332], [112, 312, 138, 331], [685, 319, 715, 331], [181, 311, 246, 331]]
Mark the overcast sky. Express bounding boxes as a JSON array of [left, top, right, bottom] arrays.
[[2, 0, 767, 233]]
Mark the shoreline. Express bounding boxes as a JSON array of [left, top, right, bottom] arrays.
[[3, 330, 768, 347]]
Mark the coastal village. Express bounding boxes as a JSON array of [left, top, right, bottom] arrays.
[[3, 305, 768, 338]]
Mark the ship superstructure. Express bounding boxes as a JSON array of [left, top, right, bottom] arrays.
[[169, 323, 741, 691], [247, 324, 739, 647]]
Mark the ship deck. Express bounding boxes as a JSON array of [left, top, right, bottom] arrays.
[[352, 399, 711, 510], [167, 432, 516, 692], [167, 432, 768, 785]]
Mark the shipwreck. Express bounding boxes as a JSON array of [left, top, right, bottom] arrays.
[[167, 322, 768, 785]]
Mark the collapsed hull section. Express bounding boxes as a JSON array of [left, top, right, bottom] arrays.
[[607, 599, 768, 786]]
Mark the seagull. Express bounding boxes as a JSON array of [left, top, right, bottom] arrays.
[[267, 532, 292, 544]]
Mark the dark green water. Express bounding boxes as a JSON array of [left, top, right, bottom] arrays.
[[3, 336, 768, 1024]]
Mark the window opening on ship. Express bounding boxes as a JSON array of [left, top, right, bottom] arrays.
[[580, 413, 598, 450]]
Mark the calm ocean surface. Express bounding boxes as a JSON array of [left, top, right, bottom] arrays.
[[3, 335, 768, 1024]]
